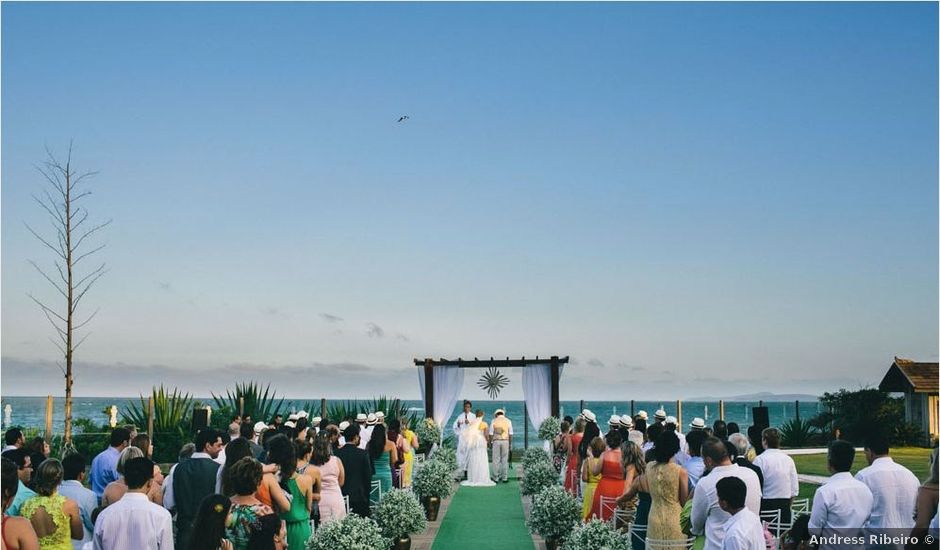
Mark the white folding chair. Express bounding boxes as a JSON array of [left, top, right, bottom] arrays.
[[791, 497, 809, 516], [369, 480, 382, 505], [629, 523, 647, 548], [760, 508, 784, 542], [414, 453, 426, 464], [644, 536, 696, 550], [344, 495, 350, 513], [395, 466, 404, 488], [611, 508, 635, 532], [566, 469, 581, 498], [599, 495, 619, 521]]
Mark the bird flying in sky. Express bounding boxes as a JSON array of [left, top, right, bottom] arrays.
[[397, 115, 410, 123]]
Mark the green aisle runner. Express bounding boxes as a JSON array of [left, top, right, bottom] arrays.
[[431, 469, 534, 550]]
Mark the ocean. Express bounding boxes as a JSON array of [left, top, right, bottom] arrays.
[[0, 395, 821, 450]]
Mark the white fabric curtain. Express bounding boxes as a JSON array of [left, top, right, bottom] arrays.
[[522, 363, 562, 451], [418, 365, 465, 442]]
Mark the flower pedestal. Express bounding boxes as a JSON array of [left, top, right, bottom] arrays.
[[392, 535, 412, 550], [422, 496, 441, 521]]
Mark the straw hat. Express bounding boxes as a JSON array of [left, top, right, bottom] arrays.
[[339, 421, 350, 431], [253, 421, 269, 435], [608, 415, 621, 426], [356, 413, 368, 423], [284, 421, 296, 428], [366, 413, 378, 426], [665, 416, 677, 425], [582, 410, 597, 423], [620, 416, 634, 428], [375, 412, 385, 422], [288, 413, 300, 422], [689, 418, 706, 429], [654, 409, 667, 421], [637, 410, 649, 421], [494, 409, 505, 416]]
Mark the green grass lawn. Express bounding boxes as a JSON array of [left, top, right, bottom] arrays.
[[791, 446, 933, 480]]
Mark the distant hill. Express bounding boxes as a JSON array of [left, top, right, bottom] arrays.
[[685, 391, 819, 402]]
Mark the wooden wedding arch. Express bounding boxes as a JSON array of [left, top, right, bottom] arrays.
[[414, 356, 570, 419]]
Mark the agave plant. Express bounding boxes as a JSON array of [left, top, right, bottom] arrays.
[[779, 418, 818, 448], [212, 382, 286, 424], [122, 385, 194, 434], [326, 396, 419, 427]]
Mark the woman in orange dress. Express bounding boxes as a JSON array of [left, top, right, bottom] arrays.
[[589, 430, 626, 521], [564, 418, 585, 495]]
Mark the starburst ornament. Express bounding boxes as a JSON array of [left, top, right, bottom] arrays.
[[477, 367, 509, 399]]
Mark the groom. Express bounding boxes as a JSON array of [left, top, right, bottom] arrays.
[[489, 408, 513, 483], [453, 400, 475, 478]]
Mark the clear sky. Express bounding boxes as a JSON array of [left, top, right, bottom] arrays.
[[2, 2, 937, 399]]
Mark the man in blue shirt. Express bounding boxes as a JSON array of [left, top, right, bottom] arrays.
[[89, 427, 131, 500], [58, 453, 97, 549], [1, 449, 36, 516]]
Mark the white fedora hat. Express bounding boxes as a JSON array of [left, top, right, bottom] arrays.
[[608, 415, 621, 426], [583, 410, 597, 423], [637, 410, 649, 420], [665, 416, 677, 425], [620, 416, 634, 428], [654, 409, 667, 420], [284, 421, 296, 428], [297, 411, 309, 419], [339, 421, 350, 431], [253, 421, 268, 434], [366, 413, 378, 425], [311, 416, 322, 425], [689, 417, 706, 429], [494, 409, 505, 416], [356, 413, 367, 423]]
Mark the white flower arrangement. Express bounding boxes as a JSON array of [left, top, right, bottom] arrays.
[[521, 447, 551, 472], [412, 458, 454, 501], [305, 513, 388, 550], [374, 488, 428, 539], [415, 417, 442, 444], [520, 460, 559, 496], [560, 519, 630, 550], [526, 485, 581, 542], [537, 416, 562, 440], [430, 446, 457, 472]]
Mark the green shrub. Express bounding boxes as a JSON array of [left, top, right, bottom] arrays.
[[779, 418, 818, 448], [521, 447, 551, 472], [521, 461, 558, 496], [374, 489, 427, 539], [527, 485, 581, 541], [561, 519, 630, 550], [412, 459, 454, 501], [305, 513, 388, 550], [430, 447, 457, 472], [538, 417, 561, 441]]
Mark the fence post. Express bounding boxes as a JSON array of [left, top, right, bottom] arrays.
[[320, 398, 327, 419], [719, 400, 725, 421], [523, 402, 529, 450], [148, 396, 155, 438], [579, 400, 584, 415], [676, 400, 683, 431], [44, 396, 53, 443], [795, 400, 800, 422]]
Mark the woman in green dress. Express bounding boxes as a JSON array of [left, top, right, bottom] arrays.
[[367, 424, 398, 497], [266, 435, 312, 550]]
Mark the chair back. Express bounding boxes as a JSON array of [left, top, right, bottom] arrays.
[[644, 536, 696, 550], [369, 479, 382, 505], [760, 508, 784, 541], [629, 523, 647, 548], [611, 508, 635, 532], [599, 495, 618, 519], [567, 469, 581, 497], [791, 497, 809, 515]]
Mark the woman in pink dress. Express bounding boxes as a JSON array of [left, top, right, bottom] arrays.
[[310, 434, 346, 524]]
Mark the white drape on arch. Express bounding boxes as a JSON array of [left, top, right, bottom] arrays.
[[522, 363, 562, 452], [418, 365, 465, 442]]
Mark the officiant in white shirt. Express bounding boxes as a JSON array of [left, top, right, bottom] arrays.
[[453, 400, 475, 476]]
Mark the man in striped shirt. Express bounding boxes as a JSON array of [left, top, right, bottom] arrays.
[[94, 457, 173, 550]]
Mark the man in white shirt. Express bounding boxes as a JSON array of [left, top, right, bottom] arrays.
[[2, 428, 24, 453], [94, 457, 173, 550], [691, 437, 762, 550], [666, 416, 689, 466], [453, 400, 475, 476], [752, 427, 799, 525], [685, 430, 707, 489], [808, 440, 873, 549], [358, 413, 376, 450], [58, 454, 97, 550], [854, 432, 920, 531], [717, 476, 765, 550]]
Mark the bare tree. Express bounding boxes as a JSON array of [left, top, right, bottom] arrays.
[[25, 143, 110, 445]]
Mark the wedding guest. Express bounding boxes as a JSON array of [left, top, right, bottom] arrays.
[[165, 428, 223, 549], [728, 433, 764, 489], [189, 495, 234, 550], [581, 437, 604, 520], [335, 425, 372, 518], [726, 422, 741, 436], [685, 429, 707, 489], [386, 419, 407, 488], [855, 432, 920, 532], [360, 414, 378, 451], [257, 435, 293, 513], [3, 450, 36, 516], [20, 459, 83, 547], [3, 429, 25, 453], [273, 443, 313, 550], [130, 435, 164, 505], [93, 457, 173, 550], [229, 416, 242, 436], [367, 424, 396, 496], [248, 423, 267, 460], [24, 438, 49, 485], [643, 423, 662, 456], [712, 420, 728, 441], [101, 446, 145, 508], [589, 430, 629, 521], [400, 418, 419, 488], [644, 431, 688, 542], [57, 454, 96, 550], [807, 440, 872, 548], [752, 427, 798, 525], [690, 437, 762, 550], [564, 418, 585, 495], [220, 438, 254, 496], [745, 426, 762, 458], [716, 476, 764, 550], [664, 417, 688, 466], [225, 457, 285, 550], [310, 434, 344, 524], [1, 457, 39, 550], [89, 428, 131, 500], [552, 421, 571, 475], [911, 447, 939, 543]]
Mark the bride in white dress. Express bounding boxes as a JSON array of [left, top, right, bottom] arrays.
[[460, 417, 496, 487]]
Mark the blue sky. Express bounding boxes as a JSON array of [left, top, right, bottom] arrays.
[[2, 2, 937, 399]]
